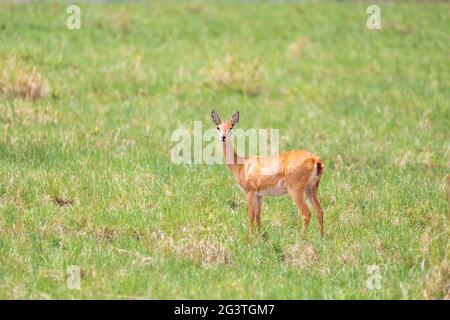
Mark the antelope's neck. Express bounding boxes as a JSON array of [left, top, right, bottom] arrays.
[[223, 139, 243, 176]]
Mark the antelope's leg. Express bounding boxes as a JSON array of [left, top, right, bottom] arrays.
[[247, 192, 255, 234], [254, 195, 263, 231], [288, 188, 311, 234], [307, 184, 324, 236]]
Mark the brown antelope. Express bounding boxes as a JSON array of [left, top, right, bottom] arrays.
[[211, 110, 324, 236]]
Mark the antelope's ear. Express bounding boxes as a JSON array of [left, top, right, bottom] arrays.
[[231, 111, 240, 128], [211, 110, 221, 125]]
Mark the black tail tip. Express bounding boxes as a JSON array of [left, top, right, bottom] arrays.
[[316, 162, 323, 176]]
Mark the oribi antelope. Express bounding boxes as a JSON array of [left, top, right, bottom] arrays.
[[211, 110, 324, 236]]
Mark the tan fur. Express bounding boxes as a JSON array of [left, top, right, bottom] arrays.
[[212, 111, 324, 236]]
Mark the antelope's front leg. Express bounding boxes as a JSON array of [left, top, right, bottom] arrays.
[[254, 195, 263, 232], [246, 192, 255, 234]]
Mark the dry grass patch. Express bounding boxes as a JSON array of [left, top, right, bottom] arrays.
[[181, 238, 232, 267], [91, 226, 119, 243], [39, 269, 63, 281], [73, 224, 121, 243], [204, 54, 264, 96], [423, 261, 450, 299], [8, 67, 50, 100], [283, 240, 318, 269], [0, 55, 50, 100], [152, 230, 232, 268], [339, 243, 362, 264], [185, 2, 205, 14], [286, 37, 312, 58], [108, 10, 133, 33], [53, 195, 78, 207], [0, 101, 58, 127]]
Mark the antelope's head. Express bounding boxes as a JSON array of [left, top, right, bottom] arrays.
[[211, 110, 239, 142]]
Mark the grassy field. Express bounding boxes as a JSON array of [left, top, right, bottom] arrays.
[[0, 0, 449, 299]]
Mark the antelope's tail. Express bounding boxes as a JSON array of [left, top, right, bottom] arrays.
[[315, 159, 323, 177]]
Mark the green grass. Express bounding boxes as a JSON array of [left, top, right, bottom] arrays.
[[0, 0, 449, 299]]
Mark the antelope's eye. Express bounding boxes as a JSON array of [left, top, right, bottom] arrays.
[[216, 126, 219, 130]]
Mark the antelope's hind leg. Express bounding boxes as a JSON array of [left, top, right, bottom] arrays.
[[288, 187, 311, 234], [306, 180, 324, 236], [306, 188, 324, 236]]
